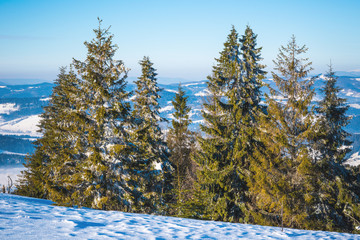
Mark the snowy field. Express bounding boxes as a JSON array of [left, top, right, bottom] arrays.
[[1, 194, 359, 239], [0, 165, 24, 188]]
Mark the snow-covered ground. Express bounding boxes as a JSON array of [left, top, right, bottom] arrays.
[[0, 166, 24, 188], [0, 194, 358, 239], [0, 115, 41, 136], [345, 152, 360, 166]]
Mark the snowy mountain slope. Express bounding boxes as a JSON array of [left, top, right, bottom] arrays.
[[0, 193, 358, 240], [0, 115, 41, 137]]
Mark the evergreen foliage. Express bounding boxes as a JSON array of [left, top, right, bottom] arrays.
[[71, 19, 135, 210], [167, 84, 196, 216], [15, 67, 82, 201], [14, 19, 360, 234], [310, 65, 360, 232], [131, 56, 173, 214], [193, 26, 265, 223], [250, 36, 318, 228]]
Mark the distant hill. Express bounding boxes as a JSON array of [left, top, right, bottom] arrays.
[[0, 79, 52, 85]]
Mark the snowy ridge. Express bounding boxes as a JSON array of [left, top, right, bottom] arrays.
[[0, 194, 358, 240]]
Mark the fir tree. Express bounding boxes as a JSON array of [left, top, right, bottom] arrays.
[[42, 67, 86, 206], [15, 67, 83, 201], [250, 36, 317, 228], [239, 25, 266, 115], [193, 26, 265, 222], [310, 65, 360, 232], [167, 84, 196, 216], [72, 19, 134, 210], [316, 64, 352, 165], [131, 56, 172, 214]]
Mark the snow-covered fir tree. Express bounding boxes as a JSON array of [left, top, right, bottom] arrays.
[[130, 56, 173, 214], [167, 84, 196, 216], [16, 67, 84, 202], [72, 19, 135, 210], [310, 65, 360, 232]]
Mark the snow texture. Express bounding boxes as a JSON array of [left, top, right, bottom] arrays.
[[195, 89, 211, 96], [0, 103, 19, 115], [0, 166, 24, 187], [344, 152, 360, 167], [350, 104, 360, 109], [159, 105, 174, 113], [0, 115, 41, 136], [164, 89, 178, 93], [0, 194, 358, 239]]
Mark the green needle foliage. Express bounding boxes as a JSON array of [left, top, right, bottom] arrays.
[[15, 67, 84, 202], [193, 26, 265, 223], [14, 19, 360, 233], [131, 56, 173, 214], [167, 84, 196, 216], [311, 65, 360, 232], [251, 36, 318, 228], [71, 19, 135, 210]]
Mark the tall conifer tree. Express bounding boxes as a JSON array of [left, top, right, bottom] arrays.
[[310, 65, 360, 231], [167, 84, 196, 215], [72, 19, 134, 210], [42, 67, 86, 206], [131, 56, 172, 213], [193, 26, 265, 222], [250, 36, 317, 228], [15, 67, 83, 201]]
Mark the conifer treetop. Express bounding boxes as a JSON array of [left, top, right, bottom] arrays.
[[73, 18, 129, 89], [271, 35, 314, 102], [171, 84, 191, 129]]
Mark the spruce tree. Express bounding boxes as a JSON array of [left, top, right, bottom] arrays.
[[15, 67, 83, 201], [42, 67, 86, 206], [193, 26, 265, 222], [167, 84, 196, 216], [131, 56, 172, 214], [72, 19, 134, 210], [239, 25, 266, 115], [310, 65, 360, 232], [250, 36, 317, 228]]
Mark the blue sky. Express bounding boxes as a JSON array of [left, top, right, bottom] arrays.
[[0, 0, 359, 83]]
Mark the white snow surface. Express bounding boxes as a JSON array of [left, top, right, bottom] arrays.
[[195, 89, 211, 96], [342, 89, 360, 98], [0, 103, 19, 115], [0, 194, 358, 240], [182, 81, 206, 87], [164, 89, 178, 93], [159, 105, 174, 113], [345, 152, 360, 167], [0, 166, 24, 187], [0, 115, 41, 137], [350, 104, 360, 109]]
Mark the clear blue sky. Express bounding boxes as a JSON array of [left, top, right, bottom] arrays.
[[0, 0, 359, 83]]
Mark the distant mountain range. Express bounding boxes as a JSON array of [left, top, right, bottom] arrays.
[[1, 73, 360, 166]]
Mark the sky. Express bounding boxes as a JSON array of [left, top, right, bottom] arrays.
[[0, 0, 359, 83]]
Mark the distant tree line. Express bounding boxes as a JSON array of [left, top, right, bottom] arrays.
[[14, 19, 360, 233]]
